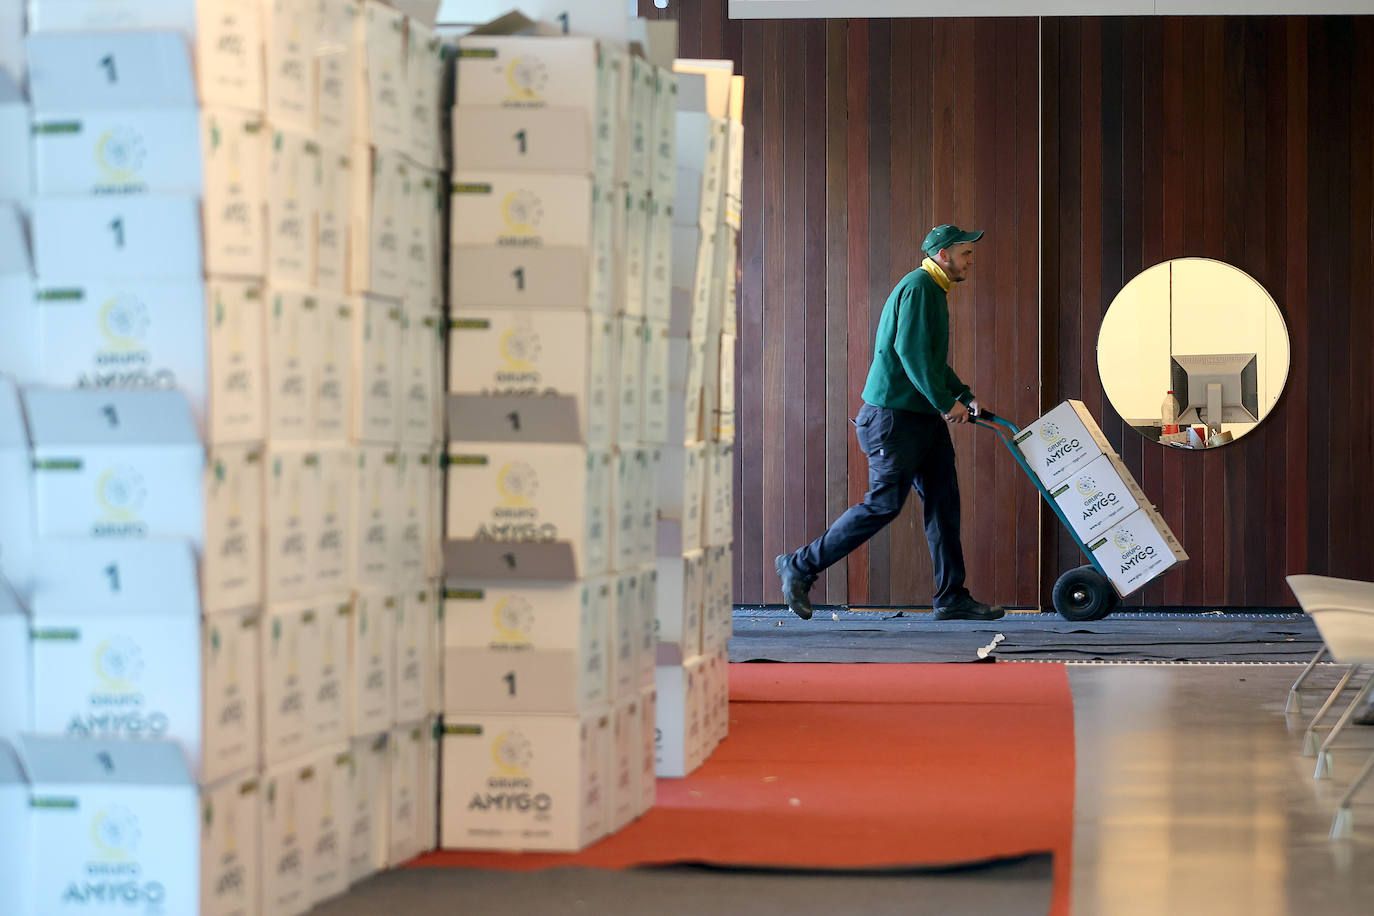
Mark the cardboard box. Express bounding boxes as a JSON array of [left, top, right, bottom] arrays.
[[644, 198, 673, 323], [387, 719, 426, 866], [203, 443, 264, 614], [611, 448, 644, 572], [350, 589, 396, 736], [199, 770, 261, 916], [25, 386, 205, 544], [27, 540, 242, 784], [637, 566, 658, 688], [442, 578, 611, 715], [404, 168, 439, 305], [394, 584, 430, 724], [261, 599, 321, 767], [614, 317, 644, 445], [0, 206, 37, 387], [0, 71, 31, 204], [719, 226, 739, 337], [440, 710, 610, 851], [610, 694, 640, 832], [264, 0, 317, 133], [314, 0, 359, 147], [446, 444, 612, 579], [426, 446, 444, 579], [395, 451, 431, 581], [451, 172, 596, 249], [640, 319, 670, 444], [703, 442, 734, 548], [622, 191, 650, 317], [354, 0, 407, 150], [306, 744, 353, 907], [449, 244, 600, 312], [25, 13, 264, 111], [310, 595, 353, 751], [627, 56, 655, 193], [455, 33, 600, 110], [349, 146, 408, 298], [638, 684, 657, 814], [401, 307, 441, 445], [700, 545, 732, 654], [1013, 399, 1115, 489], [267, 128, 321, 288], [264, 445, 319, 602], [314, 446, 354, 592], [0, 378, 33, 601], [0, 584, 31, 741], [406, 19, 445, 168], [425, 583, 443, 714], [454, 106, 594, 174], [354, 447, 398, 588], [348, 731, 390, 884], [652, 68, 678, 196], [655, 550, 705, 664], [261, 753, 320, 916], [419, 714, 439, 852], [611, 571, 642, 701], [448, 309, 614, 447], [313, 297, 354, 441], [1049, 451, 1148, 544], [32, 194, 203, 280], [265, 288, 319, 442], [31, 107, 267, 277], [351, 294, 403, 444], [654, 661, 701, 778], [1088, 507, 1189, 598], [713, 331, 736, 441], [316, 147, 352, 293], [32, 277, 265, 445], [636, 448, 661, 568], [18, 735, 197, 916]]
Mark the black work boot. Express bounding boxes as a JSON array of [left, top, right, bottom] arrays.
[[775, 555, 816, 620], [932, 596, 1005, 621]]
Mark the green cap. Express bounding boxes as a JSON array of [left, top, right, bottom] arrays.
[[922, 224, 984, 257]]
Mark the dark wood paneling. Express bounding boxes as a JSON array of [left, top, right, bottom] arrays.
[[649, 4, 1374, 606], [1044, 16, 1374, 607]]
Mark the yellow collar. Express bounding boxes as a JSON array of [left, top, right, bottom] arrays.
[[921, 257, 952, 292]]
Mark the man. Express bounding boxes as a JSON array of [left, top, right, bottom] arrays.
[[774, 225, 1004, 622]]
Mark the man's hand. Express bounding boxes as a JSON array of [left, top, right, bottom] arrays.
[[943, 401, 970, 424], [968, 399, 982, 419]]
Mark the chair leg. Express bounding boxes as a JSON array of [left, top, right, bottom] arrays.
[[1288, 646, 1329, 715], [1315, 673, 1374, 780], [1304, 666, 1357, 757], [1330, 750, 1374, 839]]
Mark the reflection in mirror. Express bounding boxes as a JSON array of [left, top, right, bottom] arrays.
[[1096, 258, 1290, 449]]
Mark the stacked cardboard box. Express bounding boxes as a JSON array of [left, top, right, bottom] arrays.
[[1015, 400, 1188, 597], [0, 3, 450, 913], [652, 61, 740, 779], [440, 24, 668, 852]]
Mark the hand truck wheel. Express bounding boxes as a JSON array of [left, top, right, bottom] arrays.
[[1052, 565, 1118, 621]]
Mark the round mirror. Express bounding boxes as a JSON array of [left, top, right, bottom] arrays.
[[1096, 258, 1290, 449]]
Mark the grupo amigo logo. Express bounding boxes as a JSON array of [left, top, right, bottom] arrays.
[[1076, 475, 1099, 497], [96, 467, 148, 521], [504, 56, 549, 99], [497, 462, 539, 507], [499, 326, 542, 370], [95, 127, 146, 183], [98, 294, 151, 351], [94, 637, 145, 692], [92, 806, 141, 860], [1113, 527, 1137, 551], [494, 596, 535, 642], [1039, 421, 1062, 442], [501, 190, 543, 235], [492, 730, 534, 777]]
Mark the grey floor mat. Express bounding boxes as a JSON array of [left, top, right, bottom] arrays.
[[313, 855, 1054, 916], [728, 609, 1322, 663]]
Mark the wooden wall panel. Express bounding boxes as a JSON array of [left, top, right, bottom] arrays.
[[640, 2, 1374, 606], [1043, 16, 1374, 606]]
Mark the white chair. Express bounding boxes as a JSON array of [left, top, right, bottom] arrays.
[[1286, 574, 1374, 838]]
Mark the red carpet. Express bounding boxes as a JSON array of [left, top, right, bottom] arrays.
[[414, 663, 1075, 915]]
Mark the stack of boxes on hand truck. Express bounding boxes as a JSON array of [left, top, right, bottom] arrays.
[[1015, 400, 1188, 603], [653, 61, 742, 779], [441, 18, 672, 853], [0, 2, 450, 913]]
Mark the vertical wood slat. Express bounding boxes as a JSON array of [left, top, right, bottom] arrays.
[[760, 21, 787, 597], [865, 20, 892, 604], [1348, 21, 1374, 582], [738, 20, 766, 603], [1305, 18, 1332, 577], [803, 20, 829, 601], [1282, 17, 1309, 598], [823, 20, 850, 605], [781, 18, 809, 590], [844, 22, 872, 603]]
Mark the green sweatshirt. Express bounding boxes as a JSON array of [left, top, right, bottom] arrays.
[[860, 259, 974, 415]]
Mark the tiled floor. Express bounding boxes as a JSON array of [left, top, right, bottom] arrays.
[[1068, 663, 1374, 915]]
